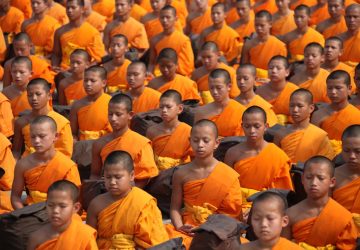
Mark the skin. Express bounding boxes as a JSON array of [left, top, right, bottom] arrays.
[[126, 64, 147, 98], [147, 58, 178, 90], [349, 69, 360, 106], [322, 39, 343, 71], [235, 67, 257, 106]]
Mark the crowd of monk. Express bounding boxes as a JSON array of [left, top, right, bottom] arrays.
[[0, 0, 360, 249]]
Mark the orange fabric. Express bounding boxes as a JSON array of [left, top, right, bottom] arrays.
[[28, 55, 55, 87], [234, 143, 293, 190], [271, 11, 297, 36], [225, 7, 239, 25], [331, 62, 356, 93], [143, 16, 183, 41], [64, 79, 87, 105], [244, 95, 278, 126], [36, 214, 98, 250], [290, 0, 317, 10], [100, 129, 159, 180], [11, 0, 32, 19], [130, 4, 148, 22], [292, 198, 357, 249], [299, 68, 330, 103], [232, 11, 255, 42], [92, 0, 115, 23], [0, 93, 14, 137], [254, 0, 278, 14], [340, 30, 360, 64], [86, 11, 107, 32], [272, 237, 303, 249], [268, 82, 299, 116], [333, 177, 360, 214], [310, 4, 330, 26], [106, 59, 131, 92], [0, 27, 6, 63], [97, 187, 168, 249], [171, 0, 188, 28], [9, 91, 31, 117], [322, 17, 347, 39], [189, 8, 213, 35], [46, 2, 69, 25], [22, 110, 73, 158], [139, 0, 152, 12], [0, 6, 24, 34], [132, 87, 161, 113]]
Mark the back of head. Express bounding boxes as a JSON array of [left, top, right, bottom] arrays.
[[342, 124, 360, 140], [47, 180, 79, 203], [85, 65, 107, 80], [104, 150, 134, 173], [252, 191, 288, 215], [327, 70, 351, 87], [290, 88, 313, 104], [27, 78, 51, 93], [191, 119, 218, 138], [71, 48, 91, 62], [305, 42, 324, 54], [11, 56, 32, 70], [160, 89, 182, 104], [209, 68, 231, 85], [111, 34, 129, 47], [201, 41, 220, 52], [30, 115, 57, 132], [269, 55, 289, 69], [295, 4, 311, 16], [304, 155, 335, 177], [109, 93, 133, 112], [237, 63, 256, 77], [13, 32, 32, 44], [326, 36, 343, 49], [242, 105, 267, 123], [161, 4, 177, 15], [157, 48, 178, 64], [255, 10, 272, 22]]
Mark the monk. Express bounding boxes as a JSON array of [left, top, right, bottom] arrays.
[[149, 5, 194, 76], [280, 4, 325, 62], [58, 49, 90, 105], [103, 0, 149, 58], [92, 0, 115, 23], [0, 93, 14, 138], [126, 61, 161, 113], [194, 69, 246, 137], [283, 156, 357, 249], [12, 78, 73, 160], [0, 0, 24, 35], [46, 0, 69, 25], [146, 90, 192, 170], [235, 64, 278, 127], [87, 150, 168, 249], [27, 180, 98, 250], [185, 0, 212, 40], [83, 0, 107, 32], [148, 48, 201, 102], [90, 94, 159, 188], [271, 0, 297, 36], [241, 10, 287, 79], [11, 115, 80, 209], [70, 66, 112, 141], [21, 0, 60, 57], [166, 119, 242, 248], [350, 63, 360, 108], [316, 0, 347, 39], [191, 42, 240, 104], [289, 42, 330, 103], [11, 0, 32, 19], [103, 34, 131, 94], [239, 192, 303, 250], [52, 0, 106, 70]]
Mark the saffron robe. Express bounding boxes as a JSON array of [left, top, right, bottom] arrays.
[[92, 0, 115, 23], [143, 16, 183, 41], [267, 82, 299, 117], [46, 2, 69, 25], [243, 95, 278, 127], [9, 91, 31, 117], [11, 0, 32, 19], [132, 87, 161, 114], [333, 177, 360, 214], [232, 12, 255, 43], [106, 59, 131, 93], [64, 79, 87, 105], [0, 6, 24, 34], [0, 93, 14, 137], [271, 11, 297, 36], [189, 8, 213, 35], [340, 30, 360, 65], [130, 4, 147, 22], [322, 17, 347, 39], [298, 68, 330, 103], [86, 11, 107, 32]]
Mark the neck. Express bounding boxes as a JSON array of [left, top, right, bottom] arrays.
[[163, 118, 180, 130], [213, 21, 224, 30], [215, 96, 230, 108], [163, 26, 175, 35], [258, 33, 270, 42], [15, 83, 28, 92], [306, 67, 320, 77], [291, 118, 310, 130], [344, 163, 360, 176], [34, 11, 46, 20], [117, 13, 130, 22], [193, 156, 217, 169], [52, 219, 72, 234], [129, 85, 145, 97], [279, 8, 290, 15], [33, 147, 56, 162], [269, 79, 287, 91], [349, 28, 359, 36], [323, 59, 339, 70], [88, 91, 103, 102], [31, 106, 50, 116], [297, 25, 308, 34], [113, 126, 129, 138], [306, 195, 329, 209], [246, 139, 266, 151], [256, 237, 280, 249], [238, 89, 256, 103], [72, 72, 84, 81], [331, 15, 342, 23], [330, 100, 348, 111], [163, 74, 176, 82], [70, 16, 84, 27], [112, 56, 125, 66]]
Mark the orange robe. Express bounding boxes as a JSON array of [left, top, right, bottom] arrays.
[[0, 92, 14, 137], [280, 124, 334, 163], [298, 68, 330, 103], [243, 95, 278, 126], [11, 0, 32, 19], [268, 82, 299, 117], [225, 7, 239, 25], [59, 22, 106, 68], [0, 27, 6, 63], [139, 0, 152, 12], [24, 151, 81, 204], [92, 0, 115, 23], [232, 12, 255, 43], [333, 177, 360, 214], [292, 198, 357, 249], [46, 2, 69, 25], [152, 122, 192, 171], [64, 79, 87, 105], [271, 11, 297, 36], [36, 214, 98, 250], [310, 4, 330, 26], [9, 91, 31, 117], [340, 30, 360, 65], [86, 11, 107, 32], [154, 30, 194, 76], [106, 59, 131, 93], [22, 110, 73, 158], [290, 0, 317, 10], [77, 93, 112, 140], [132, 87, 161, 113], [100, 129, 159, 180], [330, 62, 356, 93], [0, 6, 24, 34], [272, 237, 304, 249], [234, 143, 293, 190], [322, 17, 347, 39], [171, 0, 188, 28], [97, 187, 168, 249], [144, 16, 183, 41], [253, 0, 278, 14], [130, 4, 147, 22], [189, 8, 213, 35]]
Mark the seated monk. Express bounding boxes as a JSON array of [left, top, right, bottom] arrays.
[[289, 42, 330, 103], [46, 0, 69, 25], [11, 115, 81, 209], [191, 42, 240, 104], [12, 78, 73, 160], [235, 64, 278, 127], [146, 90, 192, 170], [241, 10, 287, 79], [83, 0, 107, 32], [272, 89, 334, 163], [58, 49, 90, 105], [70, 66, 112, 141], [149, 5, 194, 76], [194, 69, 246, 137], [21, 0, 60, 58], [166, 119, 242, 248], [92, 0, 115, 23], [51, 0, 106, 70], [0, 93, 14, 137], [87, 151, 168, 249], [316, 0, 347, 39], [271, 0, 297, 36], [126, 61, 161, 113], [148, 48, 201, 102], [90, 94, 159, 188], [103, 0, 149, 59], [350, 63, 360, 108], [198, 2, 241, 64], [311, 70, 360, 154], [282, 156, 357, 249], [280, 5, 324, 62], [184, 0, 212, 41], [0, 0, 24, 36], [224, 106, 293, 191], [103, 34, 131, 94], [309, 0, 330, 26], [10, 0, 32, 19], [239, 192, 303, 250], [27, 180, 98, 250]]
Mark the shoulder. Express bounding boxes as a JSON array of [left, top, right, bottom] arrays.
[[27, 224, 52, 249], [48, 110, 70, 125], [15, 114, 30, 129], [146, 123, 162, 140], [201, 25, 215, 38], [55, 23, 71, 36], [87, 192, 111, 216], [266, 143, 289, 159], [191, 66, 206, 81], [71, 98, 89, 113], [93, 134, 114, 149]]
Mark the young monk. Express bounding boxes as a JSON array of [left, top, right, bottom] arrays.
[[241, 10, 287, 79], [11, 115, 81, 209], [194, 69, 246, 137], [46, 0, 69, 25], [90, 94, 159, 188], [191, 41, 240, 104], [289, 42, 330, 103], [12, 78, 73, 159], [235, 64, 278, 127], [148, 48, 201, 102], [103, 34, 131, 94], [0, 0, 24, 35], [52, 0, 106, 70], [126, 61, 161, 114], [280, 4, 325, 62], [283, 156, 357, 249], [70, 66, 112, 141], [350, 63, 360, 108], [239, 192, 303, 250], [166, 119, 242, 248], [58, 49, 90, 105], [185, 0, 212, 40], [87, 150, 168, 248], [103, 0, 149, 59], [146, 90, 192, 171], [271, 0, 297, 36], [83, 0, 107, 32], [149, 5, 194, 77], [21, 0, 60, 58], [198, 2, 241, 64], [27, 180, 98, 250]]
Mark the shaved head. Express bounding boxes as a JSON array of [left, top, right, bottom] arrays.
[[290, 88, 313, 104], [304, 156, 335, 178], [30, 115, 57, 133], [237, 63, 256, 76], [191, 119, 218, 138], [242, 106, 267, 123], [342, 125, 360, 140], [252, 191, 288, 215], [201, 41, 220, 52]]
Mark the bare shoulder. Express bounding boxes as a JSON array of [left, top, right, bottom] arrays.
[[147, 76, 163, 89], [58, 77, 72, 91], [141, 12, 155, 23], [200, 25, 215, 38], [191, 66, 206, 81], [150, 33, 164, 47], [71, 98, 89, 114], [15, 114, 31, 130], [286, 200, 305, 223], [187, 11, 199, 23], [88, 192, 112, 217], [146, 123, 162, 140], [93, 134, 114, 150], [238, 242, 255, 250], [311, 104, 331, 126], [28, 224, 52, 250]]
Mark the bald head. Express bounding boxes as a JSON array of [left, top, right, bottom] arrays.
[[252, 191, 288, 215], [237, 64, 256, 77], [30, 115, 57, 133], [201, 41, 220, 52], [342, 125, 360, 140], [191, 119, 218, 138], [128, 61, 147, 72], [209, 68, 231, 85], [304, 156, 335, 177], [290, 88, 313, 104], [242, 106, 267, 123]]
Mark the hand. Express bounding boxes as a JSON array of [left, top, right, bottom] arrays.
[[176, 224, 195, 236]]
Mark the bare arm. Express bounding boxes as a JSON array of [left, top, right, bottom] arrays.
[[12, 119, 25, 160], [102, 23, 111, 52], [51, 29, 62, 70], [3, 61, 12, 88], [69, 102, 80, 140], [57, 80, 67, 105], [11, 161, 25, 209], [240, 39, 250, 64], [223, 147, 236, 168], [90, 139, 104, 180], [86, 198, 99, 229]]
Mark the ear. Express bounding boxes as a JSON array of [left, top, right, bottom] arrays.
[[178, 103, 184, 114], [285, 68, 290, 77], [129, 170, 135, 182], [329, 176, 336, 189], [320, 54, 325, 64], [101, 79, 107, 88], [73, 202, 81, 213], [54, 132, 59, 143], [128, 110, 135, 120], [214, 136, 221, 150], [309, 103, 315, 114], [282, 215, 289, 228], [264, 122, 269, 130]]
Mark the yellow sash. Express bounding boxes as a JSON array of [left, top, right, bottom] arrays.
[[184, 202, 217, 224], [111, 233, 136, 250], [352, 213, 360, 232], [79, 129, 108, 140], [28, 190, 47, 204], [276, 114, 288, 126], [298, 242, 335, 250], [290, 54, 304, 63], [329, 139, 342, 156], [200, 91, 214, 105], [154, 155, 182, 171], [63, 42, 84, 66]]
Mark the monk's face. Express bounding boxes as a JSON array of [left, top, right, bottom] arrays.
[[66, 0, 84, 21], [254, 17, 271, 37], [110, 37, 128, 58], [126, 64, 146, 89], [151, 0, 166, 12], [289, 94, 314, 124], [200, 49, 219, 70], [302, 163, 335, 199], [30, 122, 57, 153], [354, 69, 360, 91], [236, 67, 256, 93], [268, 59, 289, 83], [108, 102, 133, 131], [342, 136, 360, 169], [13, 40, 32, 57], [304, 47, 323, 70], [158, 58, 177, 79], [159, 97, 182, 122], [294, 9, 309, 29], [208, 77, 231, 103], [190, 125, 219, 159], [211, 6, 225, 25], [345, 6, 360, 32], [115, 0, 131, 16], [241, 113, 267, 142], [70, 54, 89, 74], [159, 9, 177, 30], [236, 1, 250, 18], [27, 84, 51, 110], [275, 0, 290, 12], [326, 78, 351, 104], [10, 62, 32, 88], [328, 0, 344, 19], [104, 164, 134, 196], [84, 71, 106, 96], [31, 0, 48, 15], [324, 40, 342, 62]]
